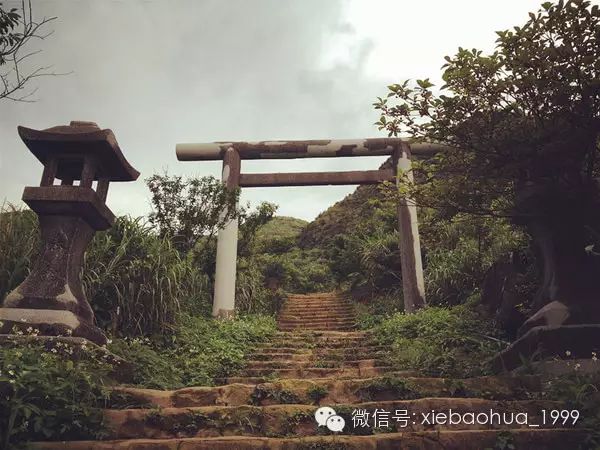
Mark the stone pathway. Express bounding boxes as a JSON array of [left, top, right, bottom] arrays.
[[33, 292, 588, 449]]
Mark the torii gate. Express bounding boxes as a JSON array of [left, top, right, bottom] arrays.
[[176, 138, 441, 318]]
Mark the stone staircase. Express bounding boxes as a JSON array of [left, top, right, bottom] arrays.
[[32, 292, 590, 449], [277, 293, 357, 332]]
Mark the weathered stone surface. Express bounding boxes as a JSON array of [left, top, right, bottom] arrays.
[[491, 324, 600, 372], [0, 309, 107, 344], [1, 121, 139, 346], [23, 186, 115, 230], [112, 375, 542, 409], [518, 301, 571, 336], [19, 121, 140, 182], [28, 429, 591, 450], [1, 213, 106, 344], [27, 290, 594, 448]]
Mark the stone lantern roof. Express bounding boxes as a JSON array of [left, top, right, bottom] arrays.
[[17, 120, 140, 182]]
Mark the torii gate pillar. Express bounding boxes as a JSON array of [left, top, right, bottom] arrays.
[[394, 143, 426, 312], [212, 147, 240, 318]]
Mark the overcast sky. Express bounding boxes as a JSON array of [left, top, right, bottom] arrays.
[[1, 0, 554, 221]]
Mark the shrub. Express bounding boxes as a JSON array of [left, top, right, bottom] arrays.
[[109, 314, 277, 389], [255, 249, 336, 294], [235, 257, 282, 315], [0, 339, 112, 448], [373, 303, 505, 377], [420, 212, 526, 306], [306, 385, 329, 405]]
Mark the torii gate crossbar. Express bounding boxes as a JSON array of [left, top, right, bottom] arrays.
[[176, 138, 438, 317]]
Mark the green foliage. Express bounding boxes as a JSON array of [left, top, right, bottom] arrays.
[[0, 205, 38, 300], [0, 5, 20, 62], [254, 248, 336, 294], [0, 1, 56, 102], [375, 0, 600, 217], [109, 314, 276, 389], [356, 377, 419, 402], [306, 385, 328, 405], [421, 211, 526, 306], [373, 304, 505, 377], [0, 340, 111, 448], [235, 257, 285, 314], [540, 371, 600, 447], [83, 216, 210, 337], [144, 408, 212, 437], [484, 431, 516, 450], [238, 202, 278, 257], [254, 216, 308, 254], [250, 385, 300, 405], [295, 443, 347, 450], [146, 173, 239, 254]]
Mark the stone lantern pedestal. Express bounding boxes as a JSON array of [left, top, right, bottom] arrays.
[[0, 121, 139, 345]]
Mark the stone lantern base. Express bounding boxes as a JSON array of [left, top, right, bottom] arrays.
[[0, 308, 107, 345], [0, 188, 113, 346]]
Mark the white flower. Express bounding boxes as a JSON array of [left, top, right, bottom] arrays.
[[574, 363, 581, 371], [565, 350, 572, 357]]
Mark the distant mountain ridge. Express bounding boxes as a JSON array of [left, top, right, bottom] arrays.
[[298, 158, 393, 248]]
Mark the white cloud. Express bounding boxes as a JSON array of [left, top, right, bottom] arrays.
[[1, 0, 582, 220]]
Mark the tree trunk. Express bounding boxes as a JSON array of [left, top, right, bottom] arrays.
[[514, 182, 600, 324]]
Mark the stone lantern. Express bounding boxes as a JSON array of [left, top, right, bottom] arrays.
[[0, 121, 139, 345]]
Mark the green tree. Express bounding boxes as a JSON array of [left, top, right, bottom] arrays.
[[375, 0, 600, 322], [1, 1, 57, 101], [146, 173, 240, 254]]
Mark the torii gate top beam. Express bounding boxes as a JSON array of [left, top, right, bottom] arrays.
[[176, 138, 445, 161]]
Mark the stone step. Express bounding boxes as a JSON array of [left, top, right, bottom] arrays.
[[277, 324, 357, 331], [278, 316, 356, 323], [238, 366, 396, 378], [278, 325, 356, 331], [283, 300, 352, 306], [247, 353, 311, 361], [262, 335, 369, 343], [28, 429, 590, 450], [112, 375, 543, 408], [256, 342, 380, 350], [278, 312, 356, 320], [219, 371, 421, 385], [277, 320, 356, 330], [281, 304, 354, 311], [273, 330, 367, 336], [279, 306, 356, 317], [98, 398, 567, 440], [280, 307, 355, 314], [244, 359, 389, 370], [287, 293, 347, 298], [248, 349, 390, 360], [272, 331, 367, 338]]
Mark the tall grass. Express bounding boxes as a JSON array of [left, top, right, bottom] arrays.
[[0, 204, 39, 299], [0, 205, 211, 337], [83, 217, 211, 336]]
